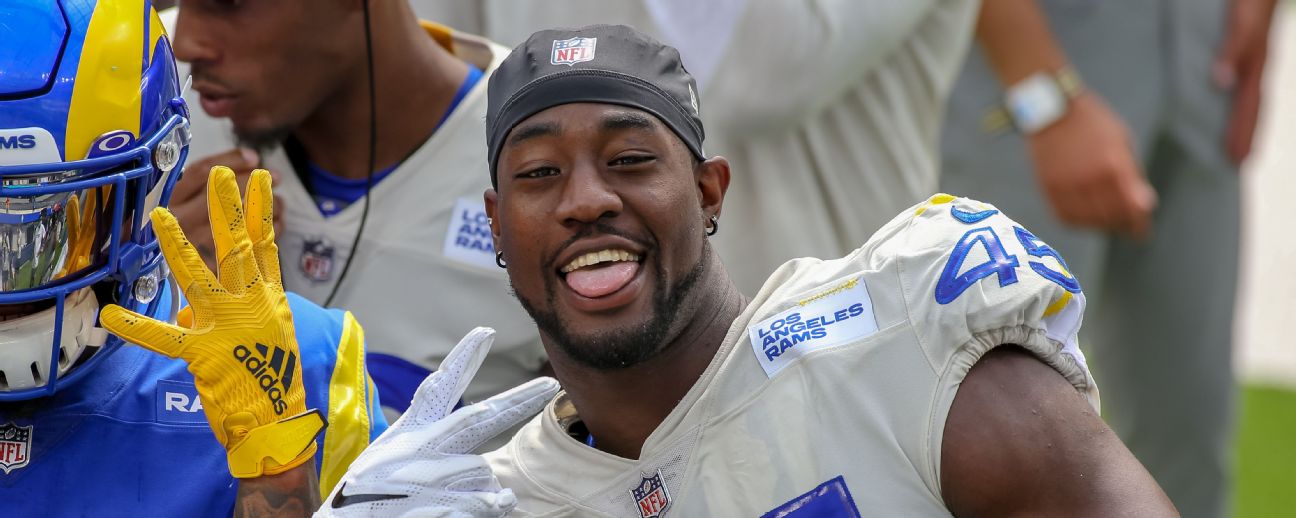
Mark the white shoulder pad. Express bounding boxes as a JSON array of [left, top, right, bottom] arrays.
[[876, 194, 1097, 406]]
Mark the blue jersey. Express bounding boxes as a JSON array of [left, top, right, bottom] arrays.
[[0, 289, 387, 516]]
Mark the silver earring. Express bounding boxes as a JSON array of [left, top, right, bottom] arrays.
[[706, 214, 719, 236], [495, 251, 507, 268]]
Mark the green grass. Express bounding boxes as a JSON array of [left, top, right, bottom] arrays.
[[1234, 384, 1296, 517]]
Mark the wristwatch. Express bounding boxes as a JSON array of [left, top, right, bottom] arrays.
[[982, 65, 1085, 135]]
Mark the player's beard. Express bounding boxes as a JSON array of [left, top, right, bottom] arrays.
[[233, 126, 294, 156], [514, 245, 707, 371]]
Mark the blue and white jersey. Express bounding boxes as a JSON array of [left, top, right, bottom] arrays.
[[0, 288, 386, 516], [486, 195, 1097, 517], [176, 19, 547, 412]]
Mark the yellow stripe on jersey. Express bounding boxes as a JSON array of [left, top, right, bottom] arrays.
[[318, 311, 375, 499], [914, 193, 957, 216], [65, 0, 146, 161], [421, 20, 456, 53], [797, 277, 860, 307], [1043, 291, 1074, 318]]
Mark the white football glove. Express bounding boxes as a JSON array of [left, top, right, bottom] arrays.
[[317, 327, 559, 518]]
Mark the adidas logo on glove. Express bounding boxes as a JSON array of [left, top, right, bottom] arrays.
[[232, 343, 297, 415]]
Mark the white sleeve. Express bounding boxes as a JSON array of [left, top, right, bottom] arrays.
[[865, 194, 1100, 485], [667, 0, 944, 135], [642, 0, 751, 90], [887, 195, 1098, 406]]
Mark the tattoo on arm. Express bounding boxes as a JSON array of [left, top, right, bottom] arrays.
[[234, 460, 321, 518]]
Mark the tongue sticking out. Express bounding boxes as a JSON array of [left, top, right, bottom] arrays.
[[564, 262, 639, 298]]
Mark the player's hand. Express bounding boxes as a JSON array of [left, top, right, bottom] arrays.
[[1027, 92, 1158, 240], [100, 166, 323, 479], [317, 327, 559, 518], [1215, 0, 1278, 165], [171, 148, 282, 271]]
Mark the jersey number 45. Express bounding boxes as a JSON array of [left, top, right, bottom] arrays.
[[935, 224, 1082, 305]]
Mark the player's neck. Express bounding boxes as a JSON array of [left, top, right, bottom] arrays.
[[292, 7, 468, 180], [552, 252, 748, 460]]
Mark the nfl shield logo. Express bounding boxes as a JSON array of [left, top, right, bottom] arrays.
[[300, 238, 335, 282], [551, 37, 597, 66], [0, 423, 32, 474], [630, 470, 672, 518]]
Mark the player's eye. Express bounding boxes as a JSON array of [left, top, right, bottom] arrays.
[[609, 154, 655, 167], [517, 166, 559, 179]]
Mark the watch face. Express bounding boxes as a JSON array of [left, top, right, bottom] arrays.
[[1006, 72, 1067, 133]]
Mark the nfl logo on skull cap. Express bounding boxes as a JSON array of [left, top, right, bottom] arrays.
[[0, 423, 32, 474], [630, 469, 672, 518], [551, 37, 597, 66]]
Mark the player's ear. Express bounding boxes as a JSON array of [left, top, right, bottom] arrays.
[[696, 156, 730, 223], [484, 188, 501, 245]]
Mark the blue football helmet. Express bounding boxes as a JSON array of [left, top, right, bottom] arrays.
[[0, 0, 189, 400]]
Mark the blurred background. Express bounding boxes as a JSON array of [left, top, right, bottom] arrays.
[[1231, 2, 1296, 514]]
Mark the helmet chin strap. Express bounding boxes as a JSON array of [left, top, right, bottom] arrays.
[[66, 288, 107, 361]]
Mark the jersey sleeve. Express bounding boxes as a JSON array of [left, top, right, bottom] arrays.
[[893, 194, 1096, 402], [287, 294, 389, 501], [873, 194, 1099, 484]]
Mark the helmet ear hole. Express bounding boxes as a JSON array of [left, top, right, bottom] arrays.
[[29, 363, 41, 384]]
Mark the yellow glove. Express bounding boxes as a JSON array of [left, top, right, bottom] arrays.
[[100, 166, 325, 479]]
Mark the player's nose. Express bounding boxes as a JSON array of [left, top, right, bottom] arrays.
[[556, 162, 622, 227], [171, 11, 218, 65]]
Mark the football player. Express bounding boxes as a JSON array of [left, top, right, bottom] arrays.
[[168, 0, 547, 416], [323, 25, 1179, 516], [0, 1, 384, 515]]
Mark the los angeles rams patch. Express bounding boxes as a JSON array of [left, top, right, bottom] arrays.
[[442, 197, 497, 270], [748, 277, 879, 378]]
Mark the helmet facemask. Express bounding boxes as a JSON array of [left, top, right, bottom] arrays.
[[0, 0, 191, 399]]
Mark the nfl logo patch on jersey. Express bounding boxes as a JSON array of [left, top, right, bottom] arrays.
[[0, 422, 32, 474], [300, 237, 335, 282], [551, 37, 597, 66], [630, 470, 672, 518]]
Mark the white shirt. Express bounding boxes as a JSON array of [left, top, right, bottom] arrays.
[[485, 195, 1097, 516], [414, 0, 980, 293]]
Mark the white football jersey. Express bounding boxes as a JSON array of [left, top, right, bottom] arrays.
[[485, 195, 1098, 516], [179, 23, 546, 404]]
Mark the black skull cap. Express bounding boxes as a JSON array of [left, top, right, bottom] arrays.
[[486, 24, 706, 187]]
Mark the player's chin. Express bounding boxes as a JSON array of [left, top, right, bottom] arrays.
[[556, 314, 671, 370], [230, 111, 293, 149]]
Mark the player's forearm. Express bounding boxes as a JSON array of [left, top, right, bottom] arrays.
[[975, 0, 1070, 86], [234, 460, 321, 518]]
